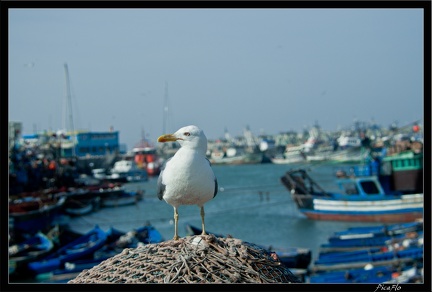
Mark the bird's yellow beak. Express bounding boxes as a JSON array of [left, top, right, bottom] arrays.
[[157, 134, 178, 143]]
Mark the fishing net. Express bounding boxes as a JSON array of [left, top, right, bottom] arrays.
[[68, 234, 301, 284]]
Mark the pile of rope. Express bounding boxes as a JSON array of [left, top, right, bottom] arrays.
[[68, 234, 301, 284]]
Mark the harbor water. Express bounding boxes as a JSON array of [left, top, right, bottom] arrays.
[[66, 162, 386, 262]]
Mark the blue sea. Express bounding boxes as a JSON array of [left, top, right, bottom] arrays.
[[66, 162, 386, 262]]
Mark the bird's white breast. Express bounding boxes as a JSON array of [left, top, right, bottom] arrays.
[[161, 149, 216, 207]]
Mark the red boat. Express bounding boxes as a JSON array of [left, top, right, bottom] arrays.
[[132, 133, 162, 177]]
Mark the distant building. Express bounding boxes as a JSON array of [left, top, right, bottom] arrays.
[[73, 131, 120, 157], [19, 129, 120, 159]]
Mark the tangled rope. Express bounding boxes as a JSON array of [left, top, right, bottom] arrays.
[[68, 234, 301, 284]]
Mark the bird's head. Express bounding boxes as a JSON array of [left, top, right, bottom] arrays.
[[158, 125, 208, 152]]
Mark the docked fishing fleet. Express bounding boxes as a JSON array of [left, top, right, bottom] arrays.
[[8, 118, 424, 283]]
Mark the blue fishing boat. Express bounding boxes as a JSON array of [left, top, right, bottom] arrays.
[[280, 150, 423, 223], [9, 195, 67, 235], [94, 224, 164, 259], [309, 264, 421, 283], [36, 223, 164, 282], [308, 222, 424, 283], [27, 225, 107, 275], [320, 221, 423, 252], [37, 256, 113, 283], [9, 231, 55, 276], [311, 223, 423, 274], [315, 243, 423, 266], [331, 221, 423, 238]]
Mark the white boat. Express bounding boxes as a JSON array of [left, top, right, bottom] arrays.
[[101, 190, 144, 207], [326, 147, 370, 163], [92, 160, 148, 182], [271, 144, 306, 164], [209, 146, 263, 165], [305, 135, 369, 163]]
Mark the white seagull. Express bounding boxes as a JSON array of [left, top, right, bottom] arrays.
[[157, 125, 218, 240]]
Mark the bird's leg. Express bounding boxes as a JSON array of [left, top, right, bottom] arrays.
[[200, 206, 206, 235], [173, 207, 179, 240]]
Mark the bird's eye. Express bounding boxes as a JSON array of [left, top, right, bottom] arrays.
[[184, 132, 191, 136]]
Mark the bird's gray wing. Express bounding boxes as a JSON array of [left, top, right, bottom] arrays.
[[206, 158, 218, 198], [213, 177, 218, 198], [156, 158, 171, 200]]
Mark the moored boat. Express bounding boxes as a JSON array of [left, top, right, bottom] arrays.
[[92, 160, 148, 183], [209, 146, 263, 165], [27, 225, 107, 275], [309, 264, 421, 283], [62, 196, 101, 216], [280, 150, 423, 223], [94, 223, 164, 259], [9, 195, 67, 235], [36, 257, 111, 283], [100, 190, 144, 207], [270, 144, 306, 164], [308, 222, 424, 284], [314, 238, 423, 268], [320, 229, 423, 253], [9, 231, 55, 276], [132, 146, 162, 176]]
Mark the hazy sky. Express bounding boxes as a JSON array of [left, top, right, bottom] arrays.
[[8, 8, 424, 150]]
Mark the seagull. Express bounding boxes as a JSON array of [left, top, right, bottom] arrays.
[[157, 125, 218, 240]]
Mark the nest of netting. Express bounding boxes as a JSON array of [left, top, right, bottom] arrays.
[[68, 234, 301, 284]]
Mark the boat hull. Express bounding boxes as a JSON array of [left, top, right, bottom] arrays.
[[27, 225, 107, 275], [101, 191, 143, 207], [299, 193, 423, 223], [63, 197, 100, 216], [301, 210, 423, 223], [281, 167, 423, 224], [10, 196, 67, 234]]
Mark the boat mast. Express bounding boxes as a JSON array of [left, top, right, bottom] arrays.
[[64, 63, 76, 156], [162, 81, 169, 134]]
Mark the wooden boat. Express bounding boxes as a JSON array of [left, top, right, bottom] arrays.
[[331, 221, 423, 238], [9, 195, 67, 235], [209, 145, 263, 165], [110, 224, 164, 245], [311, 223, 423, 273], [92, 160, 148, 183], [135, 224, 164, 244], [315, 240, 423, 267], [27, 225, 107, 275], [36, 257, 112, 283], [270, 144, 306, 164], [94, 224, 164, 259], [84, 182, 127, 202], [62, 196, 101, 216], [309, 221, 424, 283], [9, 231, 55, 276], [184, 223, 311, 269], [35, 224, 164, 282], [280, 151, 423, 223], [326, 147, 370, 163], [101, 190, 143, 207], [320, 221, 424, 250], [61, 186, 102, 216], [132, 145, 162, 176], [309, 264, 421, 283]]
